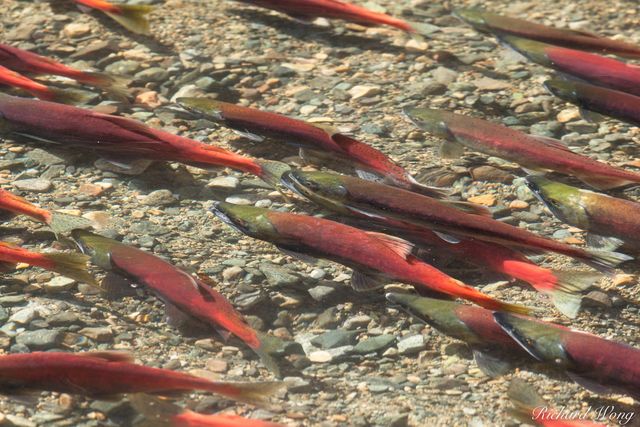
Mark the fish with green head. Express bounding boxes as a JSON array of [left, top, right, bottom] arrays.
[[284, 170, 599, 318], [405, 106, 640, 190], [177, 97, 445, 197], [281, 169, 631, 275], [526, 176, 640, 249], [454, 8, 640, 58], [544, 78, 640, 127], [386, 293, 527, 376], [72, 230, 285, 376], [501, 35, 640, 97], [211, 202, 531, 314], [495, 312, 640, 399]]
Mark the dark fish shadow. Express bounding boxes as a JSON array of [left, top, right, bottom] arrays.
[[227, 8, 407, 54]]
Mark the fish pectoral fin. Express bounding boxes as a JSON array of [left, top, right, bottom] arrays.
[[100, 272, 138, 298], [351, 270, 389, 292], [214, 325, 233, 342], [276, 246, 319, 264], [578, 107, 607, 123], [232, 128, 265, 142], [442, 200, 493, 217], [531, 135, 572, 152], [566, 371, 617, 396], [363, 231, 414, 258], [585, 233, 624, 251], [79, 350, 135, 363], [520, 167, 547, 176], [164, 303, 210, 336], [433, 231, 461, 244], [439, 140, 465, 159], [472, 349, 511, 377]]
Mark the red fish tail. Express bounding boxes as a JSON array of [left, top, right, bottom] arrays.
[[0, 189, 52, 224]]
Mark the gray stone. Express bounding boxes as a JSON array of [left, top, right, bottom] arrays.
[[16, 329, 64, 350], [397, 334, 426, 355], [308, 285, 335, 301], [311, 329, 359, 349], [8, 307, 39, 325], [135, 67, 169, 83], [432, 66, 459, 85], [208, 176, 240, 190], [259, 262, 300, 287], [26, 148, 65, 165], [105, 60, 141, 76], [141, 189, 177, 206], [13, 178, 52, 192], [344, 314, 372, 330], [79, 326, 114, 342], [44, 276, 77, 293], [353, 334, 396, 354]]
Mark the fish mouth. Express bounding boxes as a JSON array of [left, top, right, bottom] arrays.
[[209, 202, 246, 234], [279, 170, 305, 197]]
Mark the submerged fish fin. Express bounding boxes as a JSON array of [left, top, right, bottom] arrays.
[[128, 394, 180, 427], [276, 246, 319, 264], [233, 128, 265, 142], [531, 135, 572, 152], [346, 204, 386, 219], [439, 140, 465, 159], [579, 107, 607, 123], [164, 302, 207, 333], [351, 270, 388, 292], [521, 167, 547, 176], [208, 380, 285, 407], [582, 248, 633, 275], [363, 232, 414, 258], [43, 252, 98, 286], [81, 72, 130, 100], [13, 131, 60, 145], [566, 371, 616, 396], [255, 160, 292, 189], [585, 234, 624, 251], [355, 168, 384, 182], [104, 4, 153, 35], [0, 261, 16, 272], [100, 157, 145, 170], [253, 332, 286, 378], [49, 212, 95, 235], [214, 325, 233, 342], [579, 174, 637, 190], [403, 174, 451, 199], [543, 270, 600, 318], [472, 349, 511, 377], [49, 88, 94, 105], [79, 350, 135, 363], [442, 200, 493, 217], [433, 231, 461, 244], [507, 379, 546, 424]]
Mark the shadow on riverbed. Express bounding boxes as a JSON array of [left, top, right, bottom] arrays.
[[227, 8, 408, 54]]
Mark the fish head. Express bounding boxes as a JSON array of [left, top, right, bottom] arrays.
[[402, 107, 453, 140], [210, 201, 277, 239], [280, 170, 351, 213], [493, 312, 573, 368], [71, 229, 116, 270], [452, 8, 489, 30], [525, 176, 587, 226], [176, 97, 225, 121], [499, 35, 550, 65], [543, 79, 579, 103]]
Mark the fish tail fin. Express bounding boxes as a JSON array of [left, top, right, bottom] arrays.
[[253, 333, 284, 378], [42, 88, 93, 105], [581, 248, 633, 274], [80, 72, 130, 100], [105, 5, 153, 35], [507, 379, 546, 423], [446, 281, 534, 314], [207, 381, 285, 407], [43, 252, 97, 285], [128, 394, 179, 427], [538, 270, 600, 318], [48, 212, 96, 235], [255, 160, 292, 189]]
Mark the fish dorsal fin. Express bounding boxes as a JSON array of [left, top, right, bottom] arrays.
[[97, 113, 165, 141], [364, 231, 414, 258], [439, 140, 465, 159], [532, 135, 573, 152], [80, 351, 135, 363], [314, 123, 339, 135]]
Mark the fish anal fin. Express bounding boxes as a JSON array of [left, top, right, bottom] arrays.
[[566, 371, 616, 396], [473, 349, 511, 377], [439, 140, 465, 159], [579, 107, 607, 123], [351, 270, 388, 292], [79, 351, 135, 363], [364, 231, 414, 258]]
